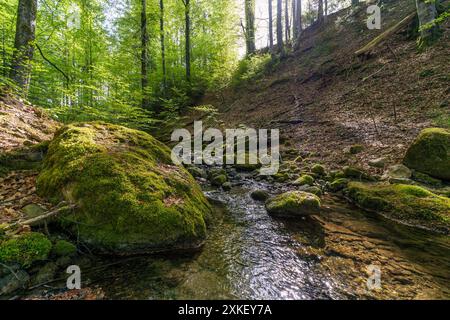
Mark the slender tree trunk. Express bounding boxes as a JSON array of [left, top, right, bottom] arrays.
[[318, 0, 324, 23], [277, 0, 284, 54], [325, 0, 328, 21], [245, 0, 256, 55], [160, 0, 166, 90], [1, 24, 6, 76], [268, 0, 274, 50], [285, 0, 290, 42], [182, 0, 191, 82], [141, 0, 150, 109], [292, 0, 297, 38], [415, 0, 438, 45], [296, 0, 302, 34], [10, 0, 37, 93]]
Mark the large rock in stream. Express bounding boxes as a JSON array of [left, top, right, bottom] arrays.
[[346, 182, 450, 233], [265, 191, 321, 217], [37, 122, 212, 255], [403, 128, 450, 181]]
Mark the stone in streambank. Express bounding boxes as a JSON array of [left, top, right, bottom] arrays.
[[404, 128, 450, 181], [265, 191, 321, 217], [36, 122, 212, 255], [293, 174, 314, 186], [346, 182, 450, 233], [251, 190, 269, 201]]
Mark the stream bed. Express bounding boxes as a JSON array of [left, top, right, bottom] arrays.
[[73, 177, 450, 300]]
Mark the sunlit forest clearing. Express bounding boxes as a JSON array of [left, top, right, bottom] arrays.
[[0, 0, 449, 300]]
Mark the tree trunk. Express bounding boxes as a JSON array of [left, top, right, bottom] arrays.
[[183, 0, 191, 82], [292, 0, 297, 38], [268, 0, 274, 50], [10, 0, 37, 93], [318, 0, 324, 23], [160, 0, 166, 91], [296, 0, 302, 35], [285, 0, 290, 43], [141, 0, 150, 109], [415, 0, 438, 45], [277, 0, 284, 54], [245, 0, 256, 55], [325, 0, 328, 21]]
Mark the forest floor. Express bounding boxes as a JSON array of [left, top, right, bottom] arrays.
[[201, 0, 449, 175]]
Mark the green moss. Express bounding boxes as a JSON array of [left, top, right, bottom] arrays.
[[37, 122, 211, 254], [346, 182, 450, 230], [0, 233, 52, 268], [329, 178, 349, 192], [293, 174, 315, 186], [343, 166, 372, 180], [52, 240, 77, 257], [266, 191, 321, 217], [404, 128, 450, 181], [311, 164, 326, 176], [211, 174, 227, 187]]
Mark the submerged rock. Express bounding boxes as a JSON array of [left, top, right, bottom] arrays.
[[251, 190, 269, 201], [346, 182, 450, 233], [265, 191, 321, 217], [0, 269, 29, 296], [404, 128, 450, 181], [36, 122, 212, 255]]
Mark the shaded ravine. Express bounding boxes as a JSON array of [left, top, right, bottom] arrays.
[[68, 176, 450, 300]]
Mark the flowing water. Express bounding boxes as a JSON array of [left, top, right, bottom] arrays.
[[76, 176, 450, 300]]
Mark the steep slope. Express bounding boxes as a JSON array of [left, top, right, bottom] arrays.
[[203, 0, 449, 173]]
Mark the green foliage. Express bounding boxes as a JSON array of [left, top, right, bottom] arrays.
[[0, 233, 52, 268], [231, 53, 274, 87], [1, 0, 238, 122]]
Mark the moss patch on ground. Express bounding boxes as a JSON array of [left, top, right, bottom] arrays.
[[0, 233, 52, 268], [36, 122, 212, 255], [346, 182, 450, 233]]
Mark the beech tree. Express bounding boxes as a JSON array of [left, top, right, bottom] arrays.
[[276, 0, 284, 54], [10, 0, 37, 92], [244, 0, 256, 55]]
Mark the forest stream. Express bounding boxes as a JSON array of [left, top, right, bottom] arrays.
[[29, 173, 449, 300]]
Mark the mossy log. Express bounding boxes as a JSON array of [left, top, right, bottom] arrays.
[[355, 11, 417, 56]]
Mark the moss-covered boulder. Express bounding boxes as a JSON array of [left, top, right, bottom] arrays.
[[329, 178, 350, 192], [52, 240, 77, 257], [36, 122, 212, 255], [346, 182, 450, 233], [0, 233, 52, 268], [293, 174, 314, 186], [404, 128, 450, 181], [311, 164, 326, 176], [265, 191, 321, 217]]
